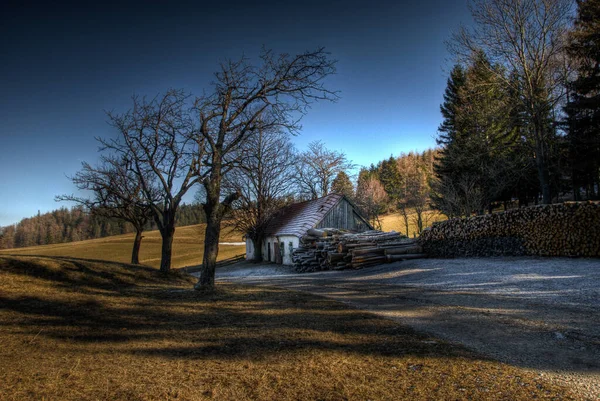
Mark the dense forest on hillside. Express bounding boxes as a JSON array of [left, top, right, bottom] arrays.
[[0, 203, 204, 250]]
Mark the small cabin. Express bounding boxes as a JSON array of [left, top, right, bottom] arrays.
[[246, 193, 372, 265]]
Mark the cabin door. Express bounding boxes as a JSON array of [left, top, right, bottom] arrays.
[[274, 241, 283, 264], [267, 242, 271, 262]]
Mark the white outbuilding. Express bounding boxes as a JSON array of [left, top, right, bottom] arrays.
[[245, 193, 372, 265]]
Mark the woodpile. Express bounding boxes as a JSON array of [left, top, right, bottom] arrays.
[[292, 228, 425, 272], [419, 201, 600, 258]]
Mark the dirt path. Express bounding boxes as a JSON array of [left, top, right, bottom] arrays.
[[214, 257, 600, 400]]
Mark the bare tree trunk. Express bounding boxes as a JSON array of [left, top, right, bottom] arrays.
[[414, 208, 424, 234], [252, 236, 263, 262], [572, 166, 581, 201], [464, 202, 471, 218], [535, 149, 552, 204], [195, 156, 240, 289], [198, 205, 220, 287], [159, 224, 175, 273], [131, 228, 143, 264], [531, 116, 553, 205], [400, 206, 410, 237], [196, 158, 223, 289]]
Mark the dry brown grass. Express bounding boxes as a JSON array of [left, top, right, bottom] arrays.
[[0, 223, 245, 269], [380, 210, 448, 238], [0, 255, 575, 400]]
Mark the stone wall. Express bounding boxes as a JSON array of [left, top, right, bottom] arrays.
[[419, 202, 600, 258]]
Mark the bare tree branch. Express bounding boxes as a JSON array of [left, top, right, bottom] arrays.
[[294, 140, 354, 200], [194, 47, 338, 288], [56, 155, 154, 264], [99, 89, 206, 272]]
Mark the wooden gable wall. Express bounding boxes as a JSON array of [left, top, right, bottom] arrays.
[[315, 197, 371, 232]]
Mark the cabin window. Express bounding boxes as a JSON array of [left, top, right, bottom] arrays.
[[288, 241, 293, 255]]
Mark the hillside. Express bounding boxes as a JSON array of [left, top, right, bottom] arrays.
[[0, 203, 206, 250], [0, 224, 245, 270], [380, 210, 447, 238], [0, 255, 573, 400], [0, 211, 445, 269]]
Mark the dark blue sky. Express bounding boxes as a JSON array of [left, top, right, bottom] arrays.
[[0, 0, 472, 226]]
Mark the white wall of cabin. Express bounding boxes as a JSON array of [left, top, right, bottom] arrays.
[[260, 235, 300, 265], [245, 239, 254, 261], [280, 235, 299, 265]]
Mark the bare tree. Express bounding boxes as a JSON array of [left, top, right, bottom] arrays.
[[294, 141, 354, 200], [101, 89, 205, 272], [355, 171, 388, 230], [57, 156, 155, 264], [194, 48, 338, 288], [452, 0, 574, 204], [396, 153, 432, 235], [430, 173, 487, 218], [224, 128, 297, 262]]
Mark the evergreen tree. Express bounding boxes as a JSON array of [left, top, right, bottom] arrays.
[[432, 54, 519, 217], [331, 171, 354, 199], [458, 52, 518, 211], [432, 65, 467, 216], [454, 0, 573, 204], [432, 65, 468, 217], [565, 0, 600, 199], [377, 156, 402, 204]]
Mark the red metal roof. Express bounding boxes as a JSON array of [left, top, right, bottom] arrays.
[[264, 193, 344, 238]]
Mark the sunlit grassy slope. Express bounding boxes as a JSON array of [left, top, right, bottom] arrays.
[[0, 212, 445, 267], [380, 210, 447, 238], [0, 255, 574, 400], [0, 224, 245, 269]]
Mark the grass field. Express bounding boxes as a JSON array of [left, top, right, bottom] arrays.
[[0, 255, 574, 400], [380, 210, 447, 238], [0, 224, 245, 269], [0, 211, 442, 268]]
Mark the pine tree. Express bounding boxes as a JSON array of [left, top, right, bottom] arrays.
[[565, 0, 600, 199], [432, 55, 519, 216], [331, 171, 354, 199], [377, 156, 402, 204], [433, 65, 467, 208], [432, 65, 468, 217]]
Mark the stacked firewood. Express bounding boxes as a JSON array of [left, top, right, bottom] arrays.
[[292, 228, 425, 272], [419, 201, 600, 257]]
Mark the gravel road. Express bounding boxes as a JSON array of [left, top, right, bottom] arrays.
[[213, 257, 600, 400]]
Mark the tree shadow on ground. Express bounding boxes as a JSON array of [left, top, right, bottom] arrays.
[[235, 269, 600, 374], [0, 255, 482, 364]]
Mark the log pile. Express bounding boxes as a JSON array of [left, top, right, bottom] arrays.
[[292, 228, 425, 272], [419, 201, 600, 258]]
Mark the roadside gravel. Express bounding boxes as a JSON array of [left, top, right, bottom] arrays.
[[213, 257, 600, 400]]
